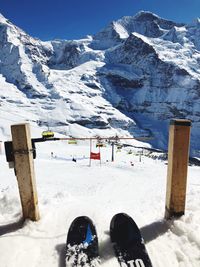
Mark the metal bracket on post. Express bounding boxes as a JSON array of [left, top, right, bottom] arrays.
[[4, 141, 36, 168], [4, 137, 60, 166]]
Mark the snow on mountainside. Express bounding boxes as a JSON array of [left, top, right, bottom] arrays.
[[1, 11, 200, 153], [92, 11, 184, 50]]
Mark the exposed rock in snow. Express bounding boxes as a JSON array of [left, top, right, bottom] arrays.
[[92, 11, 184, 50], [1, 11, 200, 153]]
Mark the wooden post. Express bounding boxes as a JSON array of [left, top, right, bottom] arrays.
[[165, 119, 191, 219], [11, 123, 40, 221]]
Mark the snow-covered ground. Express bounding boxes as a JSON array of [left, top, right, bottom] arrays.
[[1, 10, 200, 267], [0, 131, 200, 267]]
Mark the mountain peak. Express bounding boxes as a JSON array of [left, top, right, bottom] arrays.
[[0, 13, 9, 24], [133, 10, 185, 29], [1, 10, 200, 153], [188, 18, 200, 27], [93, 11, 184, 49], [134, 10, 160, 20]]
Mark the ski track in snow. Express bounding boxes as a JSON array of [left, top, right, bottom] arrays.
[[0, 139, 200, 267]]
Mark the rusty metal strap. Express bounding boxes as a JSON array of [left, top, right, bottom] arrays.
[[14, 148, 35, 155]]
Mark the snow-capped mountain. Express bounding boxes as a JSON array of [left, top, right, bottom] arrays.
[[1, 11, 200, 154]]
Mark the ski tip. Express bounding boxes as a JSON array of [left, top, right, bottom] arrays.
[[110, 213, 153, 267], [69, 216, 94, 227], [110, 213, 142, 245], [66, 216, 100, 264], [67, 216, 97, 246]]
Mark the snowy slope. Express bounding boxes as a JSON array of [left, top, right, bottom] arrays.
[[1, 11, 200, 152], [92, 11, 184, 50], [0, 135, 200, 267], [1, 11, 200, 267]]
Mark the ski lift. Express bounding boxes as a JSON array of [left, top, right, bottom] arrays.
[[96, 141, 106, 148], [96, 143, 104, 148], [127, 150, 133, 155], [68, 139, 77, 145], [42, 130, 54, 138], [116, 144, 123, 150]]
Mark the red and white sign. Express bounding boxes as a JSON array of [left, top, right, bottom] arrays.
[[90, 152, 101, 160]]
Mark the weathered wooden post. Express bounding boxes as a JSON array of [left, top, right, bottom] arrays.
[[11, 123, 40, 221], [165, 119, 191, 219]]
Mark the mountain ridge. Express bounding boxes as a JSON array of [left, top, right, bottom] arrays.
[[1, 11, 200, 154]]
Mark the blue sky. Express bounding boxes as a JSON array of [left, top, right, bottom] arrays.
[[0, 0, 199, 40]]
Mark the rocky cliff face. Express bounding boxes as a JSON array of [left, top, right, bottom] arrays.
[[1, 11, 200, 153]]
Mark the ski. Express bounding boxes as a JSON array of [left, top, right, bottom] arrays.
[[110, 213, 153, 267], [66, 216, 100, 267]]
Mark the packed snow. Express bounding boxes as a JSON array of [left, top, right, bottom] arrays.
[[66, 243, 101, 267], [0, 123, 200, 267]]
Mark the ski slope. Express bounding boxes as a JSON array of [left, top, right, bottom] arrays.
[[0, 133, 200, 267]]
